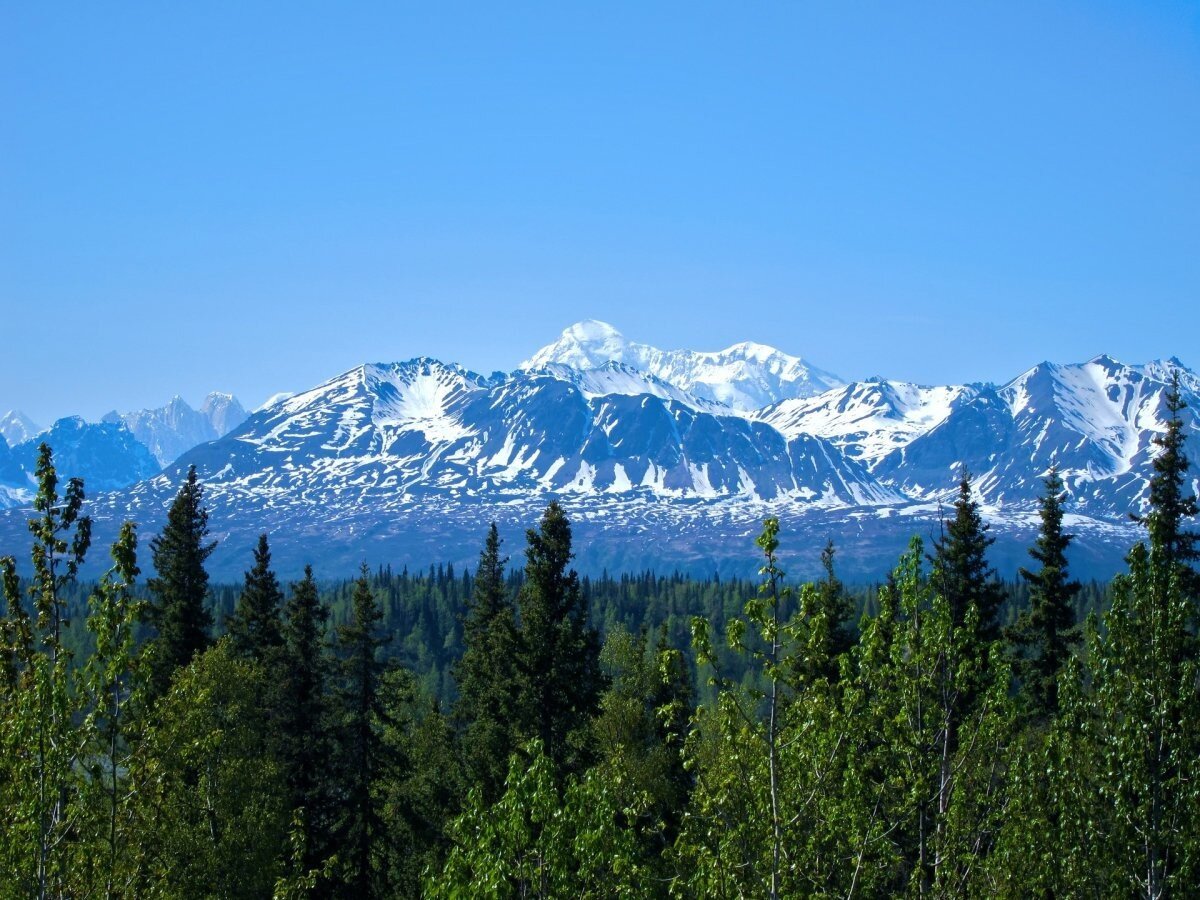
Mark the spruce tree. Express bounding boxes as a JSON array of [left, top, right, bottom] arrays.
[[512, 502, 603, 774], [452, 523, 518, 802], [931, 472, 1007, 644], [279, 565, 333, 875], [1007, 467, 1081, 719], [807, 540, 856, 682], [145, 465, 215, 702], [333, 564, 391, 898], [1133, 370, 1200, 602], [227, 533, 285, 662]]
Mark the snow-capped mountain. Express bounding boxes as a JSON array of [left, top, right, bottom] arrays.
[[522, 320, 844, 411], [202, 392, 248, 436], [104, 392, 248, 466], [756, 379, 979, 468], [11, 417, 159, 493], [146, 358, 886, 507], [893, 355, 1197, 513], [0, 410, 41, 447], [0, 324, 1192, 581]]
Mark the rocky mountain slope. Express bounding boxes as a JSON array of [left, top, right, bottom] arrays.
[[0, 323, 1190, 581]]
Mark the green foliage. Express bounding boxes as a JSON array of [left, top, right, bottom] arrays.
[[145, 465, 215, 703], [511, 502, 604, 775], [0, 444, 93, 899], [1090, 541, 1200, 895], [278, 564, 335, 878], [931, 472, 1007, 643], [331, 564, 392, 898], [1008, 467, 1082, 720], [1134, 371, 1200, 591], [75, 520, 145, 898], [131, 639, 289, 898], [453, 523, 518, 802], [676, 518, 852, 899], [6, 432, 1200, 898], [428, 741, 651, 898], [378, 667, 465, 897], [591, 626, 692, 879], [854, 540, 1016, 895], [227, 532, 285, 662]]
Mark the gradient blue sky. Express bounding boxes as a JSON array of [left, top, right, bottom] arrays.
[[3, 1, 1198, 426]]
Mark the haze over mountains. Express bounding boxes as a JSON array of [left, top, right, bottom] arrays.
[[0, 321, 1193, 580]]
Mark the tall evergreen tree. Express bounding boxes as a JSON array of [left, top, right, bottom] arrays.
[[333, 564, 392, 898], [227, 533, 285, 662], [279, 565, 333, 877], [806, 540, 856, 682], [452, 523, 518, 802], [1133, 370, 1200, 602], [931, 472, 1007, 644], [1007, 467, 1081, 719], [513, 502, 604, 774], [145, 466, 215, 702]]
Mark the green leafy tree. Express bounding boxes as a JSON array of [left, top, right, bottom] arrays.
[[1089, 542, 1200, 895], [428, 741, 651, 898], [985, 651, 1115, 896], [795, 540, 855, 683], [0, 444, 92, 898], [1007, 467, 1081, 720], [512, 502, 603, 775], [132, 640, 289, 899], [676, 518, 850, 899], [452, 523, 519, 802], [145, 466, 215, 702], [76, 521, 144, 899], [842, 538, 1015, 895]]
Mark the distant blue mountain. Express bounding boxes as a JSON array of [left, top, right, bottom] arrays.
[[0, 323, 1193, 581], [13, 417, 159, 493]]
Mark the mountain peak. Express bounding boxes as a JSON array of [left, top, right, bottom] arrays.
[[0, 410, 43, 447], [521, 322, 841, 410], [563, 319, 624, 342], [1086, 353, 1124, 370], [522, 321, 631, 371]]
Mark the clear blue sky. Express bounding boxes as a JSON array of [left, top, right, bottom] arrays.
[[3, 1, 1197, 426]]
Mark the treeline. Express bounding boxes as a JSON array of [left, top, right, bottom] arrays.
[[1, 379, 1198, 897], [52, 555, 1113, 714]]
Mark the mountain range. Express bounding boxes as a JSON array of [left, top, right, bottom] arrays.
[[0, 321, 1192, 581], [0, 393, 247, 505]]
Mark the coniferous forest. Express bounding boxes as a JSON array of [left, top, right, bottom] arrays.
[[1, 381, 1198, 899]]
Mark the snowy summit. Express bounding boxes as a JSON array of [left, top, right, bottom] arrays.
[[521, 320, 844, 411]]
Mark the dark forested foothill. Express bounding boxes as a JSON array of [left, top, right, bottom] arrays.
[[0, 430, 1197, 898]]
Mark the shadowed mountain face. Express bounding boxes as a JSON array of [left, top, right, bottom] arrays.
[[0, 393, 249, 510], [12, 418, 160, 494], [0, 324, 1192, 581]]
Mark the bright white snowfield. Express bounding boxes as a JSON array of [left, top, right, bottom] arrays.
[[0, 320, 1194, 581], [521, 320, 845, 411]]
